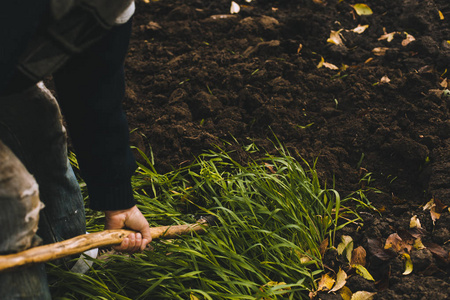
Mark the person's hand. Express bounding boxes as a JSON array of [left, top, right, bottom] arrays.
[[104, 205, 152, 253]]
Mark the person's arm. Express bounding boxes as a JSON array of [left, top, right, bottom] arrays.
[[53, 20, 150, 252]]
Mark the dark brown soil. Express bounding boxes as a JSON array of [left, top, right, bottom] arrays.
[[124, 0, 450, 298]]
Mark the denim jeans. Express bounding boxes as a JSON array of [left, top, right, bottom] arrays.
[[0, 82, 86, 299]]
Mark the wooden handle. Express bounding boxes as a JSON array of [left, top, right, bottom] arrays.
[[0, 222, 205, 272]]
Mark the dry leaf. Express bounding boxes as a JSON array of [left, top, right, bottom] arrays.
[[330, 268, 347, 292], [351, 4, 373, 16], [323, 62, 339, 70], [230, 1, 240, 14], [350, 246, 367, 266], [317, 56, 325, 68], [297, 43, 303, 54], [402, 253, 413, 275], [351, 291, 376, 300], [319, 237, 329, 257], [352, 24, 369, 34], [340, 286, 353, 300], [439, 10, 444, 20], [409, 215, 421, 229], [380, 75, 390, 83], [423, 198, 435, 210], [317, 273, 335, 292], [385, 233, 404, 252], [327, 30, 345, 46], [423, 241, 450, 263], [402, 33, 415, 46], [372, 47, 390, 56], [312, 0, 327, 5], [413, 238, 425, 250], [378, 31, 397, 42], [352, 264, 375, 281], [430, 206, 441, 224], [440, 78, 448, 88], [337, 235, 354, 262]]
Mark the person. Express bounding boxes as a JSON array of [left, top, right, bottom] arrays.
[[0, 1, 151, 298]]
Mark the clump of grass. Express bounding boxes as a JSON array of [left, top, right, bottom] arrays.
[[50, 142, 360, 299]]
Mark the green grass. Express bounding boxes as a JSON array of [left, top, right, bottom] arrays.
[[50, 141, 361, 299]]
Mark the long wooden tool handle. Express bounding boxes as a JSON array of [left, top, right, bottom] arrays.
[[0, 222, 205, 272]]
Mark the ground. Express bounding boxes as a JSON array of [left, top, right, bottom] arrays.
[[123, 0, 450, 298]]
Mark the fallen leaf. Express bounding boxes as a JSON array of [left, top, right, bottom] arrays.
[[352, 264, 375, 281], [401, 33, 415, 46], [352, 24, 369, 34], [319, 237, 329, 258], [423, 241, 450, 263], [297, 43, 303, 54], [317, 56, 325, 68], [323, 62, 339, 70], [312, 0, 327, 5], [409, 215, 422, 229], [378, 31, 397, 42], [402, 253, 413, 275], [350, 246, 367, 266], [351, 291, 376, 300], [413, 238, 425, 250], [327, 30, 345, 46], [351, 4, 373, 16], [230, 1, 240, 14], [423, 198, 435, 211], [367, 238, 397, 260], [430, 206, 441, 224], [340, 286, 353, 300], [380, 75, 390, 83], [440, 78, 448, 88], [384, 233, 404, 252], [337, 235, 354, 262], [372, 47, 390, 56], [439, 10, 444, 20], [317, 273, 335, 292], [330, 268, 347, 292]]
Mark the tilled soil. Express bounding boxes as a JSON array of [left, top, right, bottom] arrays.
[[124, 0, 450, 298]]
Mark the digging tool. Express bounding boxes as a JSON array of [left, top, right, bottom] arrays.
[[0, 220, 209, 272]]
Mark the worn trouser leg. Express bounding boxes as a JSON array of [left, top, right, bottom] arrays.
[[0, 140, 51, 299], [0, 83, 86, 257]]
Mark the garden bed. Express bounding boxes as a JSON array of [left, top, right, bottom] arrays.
[[116, 0, 449, 298]]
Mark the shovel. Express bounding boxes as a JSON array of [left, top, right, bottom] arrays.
[[0, 220, 209, 272]]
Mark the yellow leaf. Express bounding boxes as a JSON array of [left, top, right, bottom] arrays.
[[423, 198, 435, 211], [351, 291, 376, 300], [327, 30, 344, 45], [330, 268, 347, 292], [337, 235, 354, 262], [402, 253, 413, 275], [413, 237, 425, 250], [352, 264, 375, 281], [409, 215, 421, 229], [439, 10, 444, 20], [317, 56, 325, 69], [340, 286, 353, 300], [317, 273, 335, 292], [352, 24, 369, 34], [190, 293, 200, 300], [351, 4, 373, 16]]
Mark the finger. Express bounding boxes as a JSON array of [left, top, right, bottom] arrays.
[[114, 237, 129, 252], [141, 239, 149, 251]]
